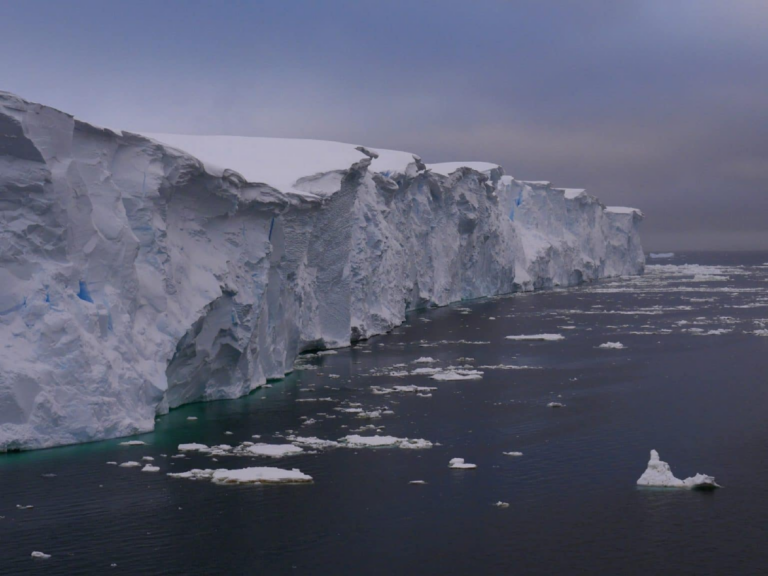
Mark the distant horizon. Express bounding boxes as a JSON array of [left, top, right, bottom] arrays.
[[2, 0, 767, 251]]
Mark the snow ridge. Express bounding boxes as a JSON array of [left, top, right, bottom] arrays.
[[0, 92, 643, 450]]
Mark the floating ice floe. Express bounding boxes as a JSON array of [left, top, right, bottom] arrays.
[[178, 443, 210, 453], [142, 456, 154, 461], [339, 435, 433, 449], [505, 334, 564, 341], [413, 357, 437, 363], [547, 402, 565, 408], [287, 436, 341, 449], [371, 385, 437, 395], [754, 330, 768, 337], [141, 464, 160, 473], [493, 501, 509, 508], [449, 458, 476, 469], [16, 504, 33, 510], [649, 253, 674, 259], [119, 461, 141, 468], [411, 367, 443, 375], [598, 342, 625, 349], [430, 369, 483, 381], [168, 467, 313, 485], [31, 551, 51, 559], [409, 480, 427, 485], [244, 444, 304, 458], [636, 450, 720, 490], [187, 417, 198, 421], [119, 440, 147, 446], [688, 328, 731, 336], [503, 451, 523, 457]]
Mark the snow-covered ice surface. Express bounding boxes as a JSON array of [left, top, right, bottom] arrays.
[[0, 91, 643, 451], [448, 458, 476, 469], [636, 450, 720, 490]]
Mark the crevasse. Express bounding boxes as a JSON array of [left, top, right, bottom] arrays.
[[0, 92, 644, 451]]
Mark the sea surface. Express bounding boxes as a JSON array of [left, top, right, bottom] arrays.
[[2, 252, 768, 575]]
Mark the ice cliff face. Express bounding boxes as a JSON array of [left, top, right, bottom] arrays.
[[0, 92, 644, 451]]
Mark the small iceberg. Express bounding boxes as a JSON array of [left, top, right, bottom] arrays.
[[493, 501, 509, 508], [31, 551, 51, 559], [141, 464, 160, 473], [449, 458, 476, 469], [598, 342, 625, 349], [636, 450, 720, 490], [505, 334, 564, 341], [119, 440, 147, 446], [503, 451, 523, 457], [547, 402, 565, 408], [409, 480, 427, 485], [119, 461, 141, 468]]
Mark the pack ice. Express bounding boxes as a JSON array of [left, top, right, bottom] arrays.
[[0, 92, 644, 451]]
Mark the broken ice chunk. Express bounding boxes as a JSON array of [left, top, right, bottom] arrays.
[[449, 458, 476, 469], [636, 450, 720, 490]]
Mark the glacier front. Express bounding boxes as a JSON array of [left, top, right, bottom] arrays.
[[0, 92, 644, 451]]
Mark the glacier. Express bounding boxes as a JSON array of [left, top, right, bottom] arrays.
[[0, 92, 644, 451]]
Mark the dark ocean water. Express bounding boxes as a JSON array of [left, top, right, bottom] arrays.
[[2, 252, 768, 575]]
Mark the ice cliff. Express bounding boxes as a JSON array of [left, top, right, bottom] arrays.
[[0, 92, 644, 450]]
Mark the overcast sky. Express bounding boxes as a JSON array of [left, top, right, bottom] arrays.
[[2, 0, 767, 250]]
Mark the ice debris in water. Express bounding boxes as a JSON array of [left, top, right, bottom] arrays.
[[503, 451, 523, 457], [244, 444, 304, 458], [493, 501, 510, 508], [636, 450, 720, 490], [339, 435, 433, 449], [31, 551, 51, 559], [547, 402, 565, 408], [430, 369, 483, 381], [371, 385, 437, 395], [649, 253, 674, 259], [505, 334, 565, 341], [178, 443, 210, 453], [449, 458, 477, 469], [598, 342, 625, 349], [119, 440, 147, 446], [168, 467, 313, 485], [141, 464, 160, 473], [409, 480, 427, 485], [119, 461, 141, 468], [413, 357, 437, 363]]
